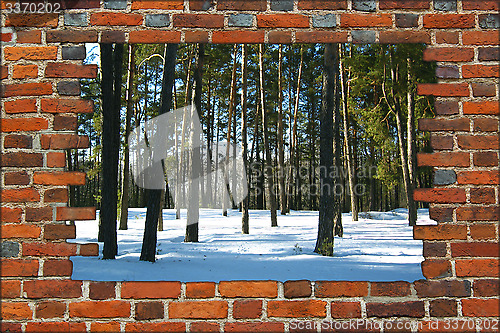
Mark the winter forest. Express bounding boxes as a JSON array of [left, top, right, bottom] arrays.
[[71, 42, 437, 270]]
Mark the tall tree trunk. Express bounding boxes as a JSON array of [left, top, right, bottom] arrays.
[[241, 44, 250, 234], [206, 73, 213, 208], [223, 45, 238, 216], [259, 44, 278, 227], [99, 43, 124, 259], [119, 44, 136, 230], [406, 57, 417, 225], [140, 44, 178, 262], [277, 45, 287, 215], [339, 45, 358, 221], [315, 44, 339, 256], [185, 44, 204, 243]]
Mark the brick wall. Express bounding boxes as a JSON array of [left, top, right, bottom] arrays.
[[1, 0, 498, 331]]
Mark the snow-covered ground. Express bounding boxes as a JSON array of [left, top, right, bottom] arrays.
[[70, 208, 436, 282]]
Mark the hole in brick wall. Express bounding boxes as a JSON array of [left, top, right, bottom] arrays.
[[68, 43, 437, 282]]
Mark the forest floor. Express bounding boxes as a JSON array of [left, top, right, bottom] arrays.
[[70, 208, 436, 282]]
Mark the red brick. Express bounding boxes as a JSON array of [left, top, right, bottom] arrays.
[[423, 48, 474, 62], [44, 188, 69, 203], [13, 64, 38, 79], [24, 279, 82, 298], [456, 259, 500, 277], [474, 279, 499, 296], [218, 0, 266, 11], [423, 241, 448, 257], [36, 301, 66, 318], [414, 188, 466, 203], [80, 243, 99, 256], [472, 83, 497, 97], [56, 207, 96, 221], [4, 99, 37, 113], [169, 300, 228, 319], [131, 0, 183, 9], [1, 82, 52, 97], [0, 65, 7, 80], [46, 30, 98, 43], [436, 31, 459, 44], [25, 207, 52, 222], [330, 301, 362, 318], [34, 171, 86, 186], [414, 280, 472, 297], [2, 224, 41, 239], [462, 299, 499, 317], [4, 46, 57, 61], [90, 13, 143, 26], [23, 242, 77, 256], [421, 259, 452, 279], [185, 31, 209, 43], [1, 152, 43, 167], [233, 300, 262, 319], [429, 205, 454, 223], [89, 282, 116, 300], [284, 280, 312, 298], [379, 31, 430, 44], [435, 100, 459, 115], [463, 1, 499, 10], [173, 14, 224, 28], [212, 31, 265, 44], [129, 31, 181, 44], [470, 224, 497, 240], [463, 31, 500, 45], [60, 0, 100, 9], [0, 118, 49, 132], [417, 152, 470, 167], [429, 299, 457, 317], [70, 300, 130, 318], [0, 188, 40, 202], [423, 14, 475, 28], [135, 301, 164, 320], [295, 31, 348, 43], [126, 323, 186, 332], [90, 322, 121, 333], [101, 31, 126, 43], [414, 225, 467, 240], [45, 63, 97, 79], [54, 115, 78, 130], [5, 13, 58, 27], [225, 322, 284, 333], [17, 30, 42, 43], [470, 187, 496, 204], [186, 282, 215, 298], [43, 259, 73, 276], [341, 13, 392, 27], [457, 171, 499, 185], [0, 302, 33, 320], [268, 31, 292, 44], [218, 281, 278, 298], [457, 206, 499, 221], [0, 207, 23, 223], [1, 32, 13, 42], [379, 0, 429, 9], [26, 322, 86, 333], [474, 118, 499, 132], [463, 65, 500, 79], [458, 135, 499, 150], [258, 14, 310, 28], [451, 242, 499, 257], [0, 259, 38, 277], [430, 135, 453, 150], [417, 83, 469, 97], [41, 99, 93, 114], [190, 322, 219, 333], [268, 300, 326, 318], [47, 152, 66, 168], [1, 280, 21, 298], [371, 282, 411, 297], [44, 224, 76, 240], [121, 281, 181, 298], [366, 301, 424, 318], [41, 134, 89, 150], [464, 101, 499, 115], [4, 134, 33, 148], [315, 281, 368, 297]]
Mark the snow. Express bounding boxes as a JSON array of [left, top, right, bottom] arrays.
[[70, 208, 436, 282]]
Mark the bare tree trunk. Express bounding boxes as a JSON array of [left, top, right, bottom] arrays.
[[339, 45, 358, 221], [277, 45, 287, 215], [119, 44, 136, 230], [259, 44, 278, 227], [206, 74, 213, 208], [407, 57, 417, 224], [241, 44, 250, 234]]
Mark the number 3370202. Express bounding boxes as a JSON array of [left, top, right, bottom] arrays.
[[5, 2, 61, 14]]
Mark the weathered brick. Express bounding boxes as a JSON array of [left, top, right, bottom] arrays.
[[44, 224, 76, 240], [414, 188, 466, 203], [380, 0, 429, 9], [25, 207, 52, 222], [46, 31, 98, 43], [60, 0, 100, 9], [284, 280, 312, 298], [41, 98, 93, 113], [90, 13, 143, 26], [104, 0, 128, 9], [41, 134, 90, 149], [430, 298, 457, 317], [4, 134, 33, 148], [17, 30, 41, 43], [145, 14, 170, 27], [433, 170, 457, 185], [258, 14, 309, 28], [233, 300, 262, 319], [366, 301, 424, 318], [0, 207, 23, 223], [423, 14, 475, 28], [295, 31, 348, 43], [64, 13, 88, 27], [5, 13, 58, 27], [473, 152, 499, 167], [421, 259, 453, 278], [479, 14, 500, 29], [457, 207, 499, 221], [434, 100, 459, 115], [457, 171, 499, 185], [0, 279, 21, 298], [125, 322, 186, 332], [225, 322, 284, 333], [13, 64, 38, 79], [414, 280, 471, 297], [436, 31, 459, 44], [423, 241, 447, 257], [228, 14, 254, 27], [1, 82, 53, 97], [315, 281, 368, 297], [271, 0, 294, 11], [34, 171, 86, 186], [418, 152, 470, 167], [135, 301, 164, 320], [352, 31, 376, 44], [0, 302, 33, 320], [463, 101, 499, 115], [186, 282, 215, 298], [268, 31, 292, 44], [462, 299, 499, 317], [472, 83, 497, 97], [2, 224, 41, 239], [57, 81, 81, 96], [419, 118, 469, 131], [218, 281, 277, 298], [43, 259, 73, 276], [69, 301, 131, 318], [417, 83, 469, 97], [463, 31, 499, 46], [434, 0, 457, 11], [36, 301, 66, 319], [218, 0, 266, 11], [173, 14, 224, 28], [24, 280, 82, 298], [1, 152, 43, 167], [353, 0, 376, 11], [436, 66, 459, 79], [463, 65, 500, 79], [456, 259, 499, 277], [89, 282, 116, 300], [380, 31, 430, 44], [0, 188, 40, 202], [330, 301, 362, 318], [26, 322, 86, 332], [312, 14, 336, 28], [414, 225, 467, 240], [129, 31, 181, 44], [268, 300, 326, 318], [185, 31, 209, 43], [371, 282, 411, 297], [1, 259, 39, 277], [190, 322, 219, 332], [474, 279, 499, 297], [463, 1, 499, 10], [1, 241, 20, 258], [131, 0, 183, 9], [62, 46, 86, 60], [45, 63, 97, 79], [44, 188, 69, 203], [4, 170, 30, 185], [451, 242, 499, 257], [395, 13, 419, 28], [169, 300, 228, 319], [56, 207, 96, 221], [341, 13, 392, 27], [190, 0, 214, 11]]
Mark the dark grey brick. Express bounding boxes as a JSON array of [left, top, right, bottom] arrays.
[[312, 14, 336, 28], [64, 13, 88, 27], [479, 14, 500, 29], [145, 14, 170, 27], [352, 30, 376, 44], [1, 241, 20, 258], [433, 0, 457, 11], [395, 14, 419, 28], [479, 47, 500, 61], [434, 170, 457, 185], [57, 81, 81, 96], [271, 0, 294, 11], [228, 14, 254, 27], [62, 46, 86, 60], [104, 0, 128, 10], [436, 66, 459, 79], [353, 0, 376, 12]]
